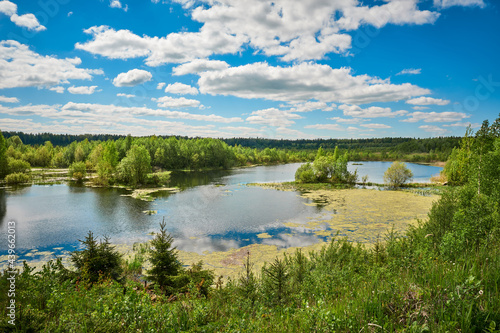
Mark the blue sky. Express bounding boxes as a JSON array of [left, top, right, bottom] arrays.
[[0, 0, 498, 139]]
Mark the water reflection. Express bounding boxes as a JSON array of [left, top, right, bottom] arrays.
[[0, 162, 442, 258]]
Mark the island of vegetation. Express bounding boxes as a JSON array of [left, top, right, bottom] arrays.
[[0, 116, 499, 331]]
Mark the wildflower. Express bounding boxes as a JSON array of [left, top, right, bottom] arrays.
[[478, 290, 483, 296]]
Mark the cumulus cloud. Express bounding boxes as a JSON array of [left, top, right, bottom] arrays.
[[360, 123, 391, 129], [402, 111, 469, 123], [0, 1, 46, 31], [0, 95, 19, 103], [330, 117, 364, 124], [339, 104, 407, 118], [433, 0, 485, 9], [406, 96, 450, 105], [0, 40, 103, 89], [49, 86, 65, 93], [76, 25, 242, 66], [157, 82, 166, 90], [117, 93, 136, 98], [285, 101, 335, 112], [164, 82, 199, 95], [68, 85, 100, 94], [419, 125, 450, 135], [112, 69, 152, 87], [246, 108, 302, 127], [197, 62, 429, 105], [154, 96, 201, 108], [172, 59, 230, 76], [110, 0, 128, 11], [397, 68, 421, 75], [305, 124, 344, 131], [76, 0, 440, 64]]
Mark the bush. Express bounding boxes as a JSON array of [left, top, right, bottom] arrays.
[[383, 161, 413, 188], [147, 171, 171, 185], [7, 158, 31, 174], [69, 161, 87, 181], [295, 163, 316, 183], [5, 172, 31, 184]]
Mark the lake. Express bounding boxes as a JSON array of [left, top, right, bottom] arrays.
[[0, 162, 442, 262]]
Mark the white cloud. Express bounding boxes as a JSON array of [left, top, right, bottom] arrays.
[[76, 25, 242, 66], [305, 124, 344, 131], [112, 69, 152, 87], [397, 68, 421, 75], [117, 93, 136, 98], [246, 108, 302, 127], [67, 11, 73, 17], [157, 82, 166, 90], [110, 0, 128, 11], [433, 0, 485, 9], [330, 117, 364, 124], [172, 59, 230, 76], [0, 95, 19, 103], [0, 1, 46, 31], [76, 0, 440, 64], [339, 104, 408, 118], [49, 86, 65, 94], [419, 125, 450, 135], [286, 101, 335, 112], [154, 96, 201, 108], [164, 82, 199, 95], [403, 111, 469, 123], [198, 62, 429, 105], [0, 40, 103, 89], [412, 106, 429, 110], [442, 122, 481, 128], [68, 85, 100, 95], [0, 1, 16, 16], [406, 96, 450, 105], [360, 123, 391, 129]]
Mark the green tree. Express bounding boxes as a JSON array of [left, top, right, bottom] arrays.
[[7, 158, 31, 174], [116, 145, 152, 186], [70, 231, 123, 284], [383, 161, 413, 188], [0, 131, 8, 178], [147, 219, 182, 291], [69, 161, 87, 181]]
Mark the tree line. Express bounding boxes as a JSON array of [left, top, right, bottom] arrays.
[[2, 131, 460, 153]]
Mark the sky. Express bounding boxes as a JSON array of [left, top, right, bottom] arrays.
[[0, 0, 499, 140]]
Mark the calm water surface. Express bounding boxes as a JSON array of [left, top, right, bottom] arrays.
[[0, 162, 441, 259]]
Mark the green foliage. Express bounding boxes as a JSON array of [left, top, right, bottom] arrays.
[[5, 172, 31, 184], [70, 231, 123, 284], [117, 145, 152, 186], [0, 131, 7, 179], [295, 147, 357, 184], [7, 157, 30, 174], [383, 161, 413, 188], [147, 171, 171, 185], [147, 219, 182, 292], [68, 161, 87, 181]]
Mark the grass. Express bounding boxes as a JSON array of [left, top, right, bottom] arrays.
[[1, 229, 498, 332]]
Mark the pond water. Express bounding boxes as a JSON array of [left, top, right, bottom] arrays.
[[0, 162, 442, 261]]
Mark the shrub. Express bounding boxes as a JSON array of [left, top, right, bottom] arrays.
[[295, 163, 316, 183], [69, 161, 87, 181], [383, 161, 413, 188], [5, 172, 31, 184], [7, 158, 31, 174]]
